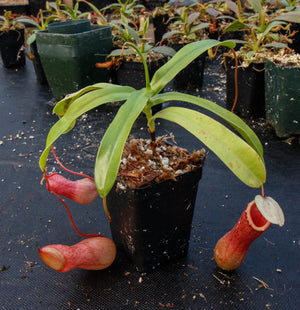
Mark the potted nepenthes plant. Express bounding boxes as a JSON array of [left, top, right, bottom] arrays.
[[16, 9, 59, 85], [100, 14, 175, 90], [0, 10, 26, 68], [38, 39, 284, 273], [161, 4, 210, 90], [223, 0, 299, 119]]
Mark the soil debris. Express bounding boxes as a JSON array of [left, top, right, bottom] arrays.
[[252, 276, 273, 290], [117, 135, 206, 188]]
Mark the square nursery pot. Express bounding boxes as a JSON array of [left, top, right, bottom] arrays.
[[141, 0, 168, 10], [36, 20, 112, 100], [106, 165, 204, 273], [225, 57, 265, 119], [288, 23, 300, 54], [30, 40, 48, 85], [265, 59, 300, 138], [0, 28, 25, 68], [168, 42, 206, 91], [153, 13, 169, 44], [111, 57, 167, 90]]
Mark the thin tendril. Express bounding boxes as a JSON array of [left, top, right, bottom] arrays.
[[44, 148, 103, 237], [51, 145, 94, 181], [51, 191, 103, 238], [261, 184, 265, 197], [231, 49, 238, 113], [103, 197, 111, 222]]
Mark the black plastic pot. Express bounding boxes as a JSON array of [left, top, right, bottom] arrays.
[[153, 14, 169, 44], [225, 57, 265, 119], [36, 21, 112, 100], [106, 165, 204, 273], [289, 23, 300, 53], [219, 30, 245, 51], [0, 28, 25, 68], [30, 41, 48, 85], [168, 42, 206, 91], [265, 59, 300, 138], [112, 57, 167, 90], [141, 0, 168, 10]]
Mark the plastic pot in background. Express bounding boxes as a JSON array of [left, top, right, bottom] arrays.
[[0, 28, 25, 68], [288, 23, 300, 53], [141, 0, 168, 10], [112, 57, 167, 90], [47, 19, 91, 34], [265, 59, 300, 138], [106, 165, 204, 273], [153, 13, 169, 44], [36, 21, 112, 100], [168, 42, 206, 91], [225, 58, 265, 119], [30, 40, 48, 85]]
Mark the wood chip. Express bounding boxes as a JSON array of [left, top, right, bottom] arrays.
[[252, 276, 273, 290]]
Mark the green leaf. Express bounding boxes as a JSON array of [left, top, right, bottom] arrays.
[[187, 12, 200, 25], [110, 48, 135, 56], [274, 11, 300, 23], [15, 17, 40, 29], [94, 88, 153, 197], [162, 30, 182, 40], [226, 1, 239, 16], [150, 92, 264, 160], [247, 0, 262, 14], [187, 33, 196, 40], [190, 22, 210, 33], [258, 21, 285, 40], [223, 20, 247, 32], [53, 83, 127, 117], [264, 42, 288, 48], [122, 22, 141, 44], [151, 46, 176, 57], [39, 85, 134, 171], [27, 33, 36, 45], [151, 45, 176, 57], [150, 40, 236, 94], [151, 107, 266, 188]]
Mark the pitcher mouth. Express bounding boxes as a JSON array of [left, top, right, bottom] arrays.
[[246, 200, 271, 232]]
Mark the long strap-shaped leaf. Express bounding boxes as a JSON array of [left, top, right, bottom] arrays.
[[95, 88, 153, 198], [151, 107, 266, 188], [150, 92, 264, 161], [39, 86, 134, 171], [150, 39, 235, 93], [53, 83, 132, 117]]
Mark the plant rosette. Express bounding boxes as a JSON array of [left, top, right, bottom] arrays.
[[39, 39, 284, 272]]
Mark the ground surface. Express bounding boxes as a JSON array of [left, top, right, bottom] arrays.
[[0, 55, 299, 310]]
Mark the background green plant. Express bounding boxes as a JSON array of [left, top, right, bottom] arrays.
[[0, 10, 25, 31]]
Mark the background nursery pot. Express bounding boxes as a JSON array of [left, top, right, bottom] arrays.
[[225, 57, 265, 119], [0, 27, 25, 68], [265, 58, 300, 138], [30, 40, 48, 85], [112, 57, 167, 90], [107, 163, 204, 272], [36, 20, 112, 100], [0, 10, 26, 68], [170, 42, 206, 91]]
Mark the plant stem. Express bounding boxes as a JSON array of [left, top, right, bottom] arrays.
[[123, 42, 151, 90]]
